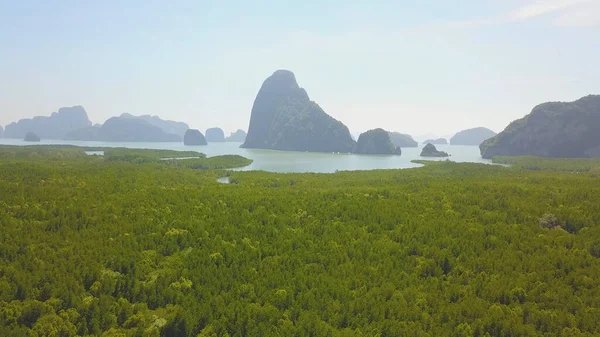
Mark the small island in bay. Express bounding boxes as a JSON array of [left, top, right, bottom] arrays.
[[355, 128, 401, 155], [24, 132, 41, 142], [420, 143, 449, 157]]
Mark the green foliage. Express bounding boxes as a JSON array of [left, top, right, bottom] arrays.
[[2, 153, 600, 336], [493, 156, 600, 172], [103, 148, 206, 161]]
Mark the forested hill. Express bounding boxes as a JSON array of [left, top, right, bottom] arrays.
[[1, 147, 600, 336]]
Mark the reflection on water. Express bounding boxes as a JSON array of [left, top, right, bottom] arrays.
[[0, 138, 492, 173]]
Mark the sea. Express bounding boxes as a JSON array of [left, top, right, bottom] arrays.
[[0, 139, 492, 173]]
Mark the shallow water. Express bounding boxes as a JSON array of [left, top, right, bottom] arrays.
[[0, 138, 492, 173]]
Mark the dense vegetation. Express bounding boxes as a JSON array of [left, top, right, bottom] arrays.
[[493, 156, 600, 172], [481, 95, 600, 159], [2, 148, 600, 336]]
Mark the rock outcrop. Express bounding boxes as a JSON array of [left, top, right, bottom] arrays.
[[225, 129, 247, 142], [388, 132, 418, 148], [450, 127, 496, 146], [241, 70, 356, 153], [4, 106, 92, 139], [355, 129, 401, 155], [424, 138, 448, 145], [480, 95, 600, 159], [205, 128, 225, 142], [0, 125, 3, 138], [24, 132, 40, 142], [420, 143, 449, 157], [183, 129, 207, 146]]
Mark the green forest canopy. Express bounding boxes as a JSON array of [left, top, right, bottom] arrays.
[[1, 147, 600, 336]]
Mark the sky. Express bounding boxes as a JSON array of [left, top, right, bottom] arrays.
[[1, 0, 599, 137]]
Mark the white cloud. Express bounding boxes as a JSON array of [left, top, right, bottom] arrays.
[[510, 0, 590, 20], [552, 1, 600, 26]]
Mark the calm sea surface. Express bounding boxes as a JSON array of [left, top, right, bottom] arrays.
[[0, 139, 492, 173]]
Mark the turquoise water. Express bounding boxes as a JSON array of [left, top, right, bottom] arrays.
[[0, 139, 491, 173]]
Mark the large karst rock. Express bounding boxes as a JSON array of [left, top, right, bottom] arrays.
[[355, 128, 401, 155], [480, 95, 600, 159], [205, 128, 225, 142], [450, 127, 496, 146], [183, 129, 208, 146], [241, 70, 356, 153], [388, 132, 418, 148], [4, 106, 92, 139]]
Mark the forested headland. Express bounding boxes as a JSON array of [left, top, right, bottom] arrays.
[[1, 147, 600, 336]]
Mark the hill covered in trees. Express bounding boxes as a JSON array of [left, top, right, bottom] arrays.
[[1, 147, 600, 336], [242, 70, 356, 153], [450, 127, 496, 146], [481, 95, 600, 159]]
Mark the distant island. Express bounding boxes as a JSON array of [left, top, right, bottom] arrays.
[[24, 132, 40, 142], [205, 128, 225, 142], [420, 143, 449, 157], [4, 106, 92, 139], [355, 129, 401, 155], [450, 127, 496, 146], [0, 125, 4, 138], [424, 138, 448, 145], [183, 129, 207, 146], [64, 113, 185, 142], [388, 132, 418, 148], [242, 70, 356, 153], [481, 95, 600, 158], [121, 113, 189, 138], [225, 129, 247, 142]]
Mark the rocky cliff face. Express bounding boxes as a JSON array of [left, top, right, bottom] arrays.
[[450, 127, 496, 146], [241, 70, 356, 153], [205, 128, 225, 142], [183, 129, 207, 146], [481, 95, 600, 159], [355, 129, 401, 155], [4, 106, 92, 139], [388, 132, 418, 148]]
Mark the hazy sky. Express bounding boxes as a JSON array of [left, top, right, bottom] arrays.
[[1, 0, 598, 137]]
